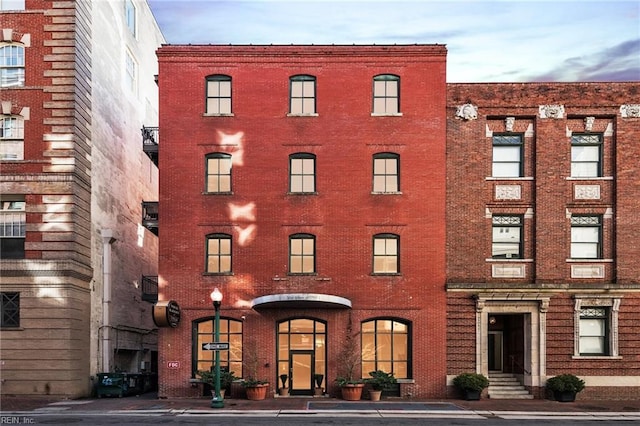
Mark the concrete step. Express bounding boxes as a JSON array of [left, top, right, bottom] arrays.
[[489, 393, 535, 399], [489, 385, 528, 391]]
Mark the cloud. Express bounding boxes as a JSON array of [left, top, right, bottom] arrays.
[[530, 39, 640, 82]]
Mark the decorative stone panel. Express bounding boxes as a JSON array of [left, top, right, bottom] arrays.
[[620, 104, 640, 118], [539, 104, 564, 119], [571, 264, 604, 278], [495, 184, 521, 200], [455, 103, 478, 120], [574, 184, 600, 200], [492, 264, 526, 278]]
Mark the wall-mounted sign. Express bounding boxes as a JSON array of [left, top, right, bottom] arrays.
[[153, 300, 181, 328], [167, 361, 180, 369]]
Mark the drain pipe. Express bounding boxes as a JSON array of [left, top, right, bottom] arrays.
[[101, 229, 116, 372]]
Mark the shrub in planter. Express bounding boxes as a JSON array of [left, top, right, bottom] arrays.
[[364, 370, 397, 401], [452, 373, 489, 400], [546, 374, 585, 402]]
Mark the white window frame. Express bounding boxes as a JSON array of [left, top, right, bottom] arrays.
[[125, 49, 137, 94], [0, 0, 25, 11], [0, 116, 24, 160], [0, 44, 25, 88], [125, 0, 137, 37]]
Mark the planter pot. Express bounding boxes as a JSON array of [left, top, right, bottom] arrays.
[[278, 387, 289, 396], [341, 384, 364, 401], [463, 389, 481, 401], [314, 387, 324, 396], [369, 389, 382, 401], [554, 390, 577, 402], [245, 384, 269, 400], [210, 389, 226, 399]]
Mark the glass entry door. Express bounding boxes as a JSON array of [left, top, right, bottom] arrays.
[[289, 350, 314, 395]]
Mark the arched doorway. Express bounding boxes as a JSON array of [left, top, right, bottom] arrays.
[[277, 318, 326, 396]]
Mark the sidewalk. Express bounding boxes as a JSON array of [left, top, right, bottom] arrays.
[[2, 392, 640, 414]]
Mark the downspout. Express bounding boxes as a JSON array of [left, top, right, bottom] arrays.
[[101, 229, 116, 372]]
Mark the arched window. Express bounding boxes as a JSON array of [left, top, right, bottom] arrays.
[[206, 233, 232, 274], [193, 317, 243, 378], [373, 233, 399, 274], [206, 75, 232, 114], [205, 153, 232, 193], [289, 233, 315, 274], [289, 153, 316, 193], [372, 74, 399, 114], [0, 44, 25, 87], [361, 318, 411, 379], [289, 75, 316, 115], [372, 152, 399, 193]]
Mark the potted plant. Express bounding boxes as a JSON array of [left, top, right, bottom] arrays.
[[240, 340, 269, 400], [197, 369, 237, 399], [546, 374, 585, 402], [452, 373, 489, 400], [334, 318, 364, 400], [364, 370, 397, 401], [279, 374, 289, 396], [314, 374, 324, 396]]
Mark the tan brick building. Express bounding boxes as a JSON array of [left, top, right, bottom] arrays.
[[0, 0, 163, 397]]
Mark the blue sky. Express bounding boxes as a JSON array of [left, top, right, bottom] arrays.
[[147, 0, 640, 82]]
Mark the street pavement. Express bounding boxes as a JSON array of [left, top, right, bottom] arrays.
[[2, 392, 640, 420]]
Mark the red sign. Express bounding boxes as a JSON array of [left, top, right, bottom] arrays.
[[167, 361, 180, 369]]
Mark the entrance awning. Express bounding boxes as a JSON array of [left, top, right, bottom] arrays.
[[250, 293, 352, 309]]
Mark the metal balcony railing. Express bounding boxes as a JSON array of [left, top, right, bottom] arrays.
[[141, 126, 158, 166], [142, 201, 158, 236], [141, 276, 158, 303]]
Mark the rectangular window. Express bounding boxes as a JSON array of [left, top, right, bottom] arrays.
[[372, 75, 399, 114], [290, 75, 316, 115], [289, 154, 315, 193], [289, 234, 315, 274], [125, 0, 137, 36], [373, 153, 399, 193], [571, 215, 601, 259], [1, 0, 25, 10], [206, 234, 232, 274], [579, 307, 608, 355], [0, 116, 24, 160], [0, 44, 25, 87], [206, 75, 232, 114], [373, 234, 399, 274], [492, 135, 523, 177], [492, 215, 523, 258], [0, 198, 25, 259], [125, 50, 137, 93], [571, 134, 602, 177], [1, 292, 20, 328], [206, 154, 232, 193]]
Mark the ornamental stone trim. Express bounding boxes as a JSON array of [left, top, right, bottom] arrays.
[[584, 116, 595, 131], [620, 104, 640, 118], [574, 184, 600, 200], [495, 184, 521, 200], [539, 104, 564, 119], [455, 103, 478, 120]]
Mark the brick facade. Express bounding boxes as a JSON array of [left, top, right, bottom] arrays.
[[157, 45, 448, 398], [446, 83, 640, 399]]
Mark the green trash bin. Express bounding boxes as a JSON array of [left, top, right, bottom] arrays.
[[96, 373, 128, 398]]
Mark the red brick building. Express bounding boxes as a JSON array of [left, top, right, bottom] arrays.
[[156, 44, 639, 400], [446, 83, 640, 400], [156, 45, 448, 398]]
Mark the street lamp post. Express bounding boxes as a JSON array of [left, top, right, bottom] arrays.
[[210, 287, 224, 408]]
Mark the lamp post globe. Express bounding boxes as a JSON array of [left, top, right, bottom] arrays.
[[210, 287, 224, 408]]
